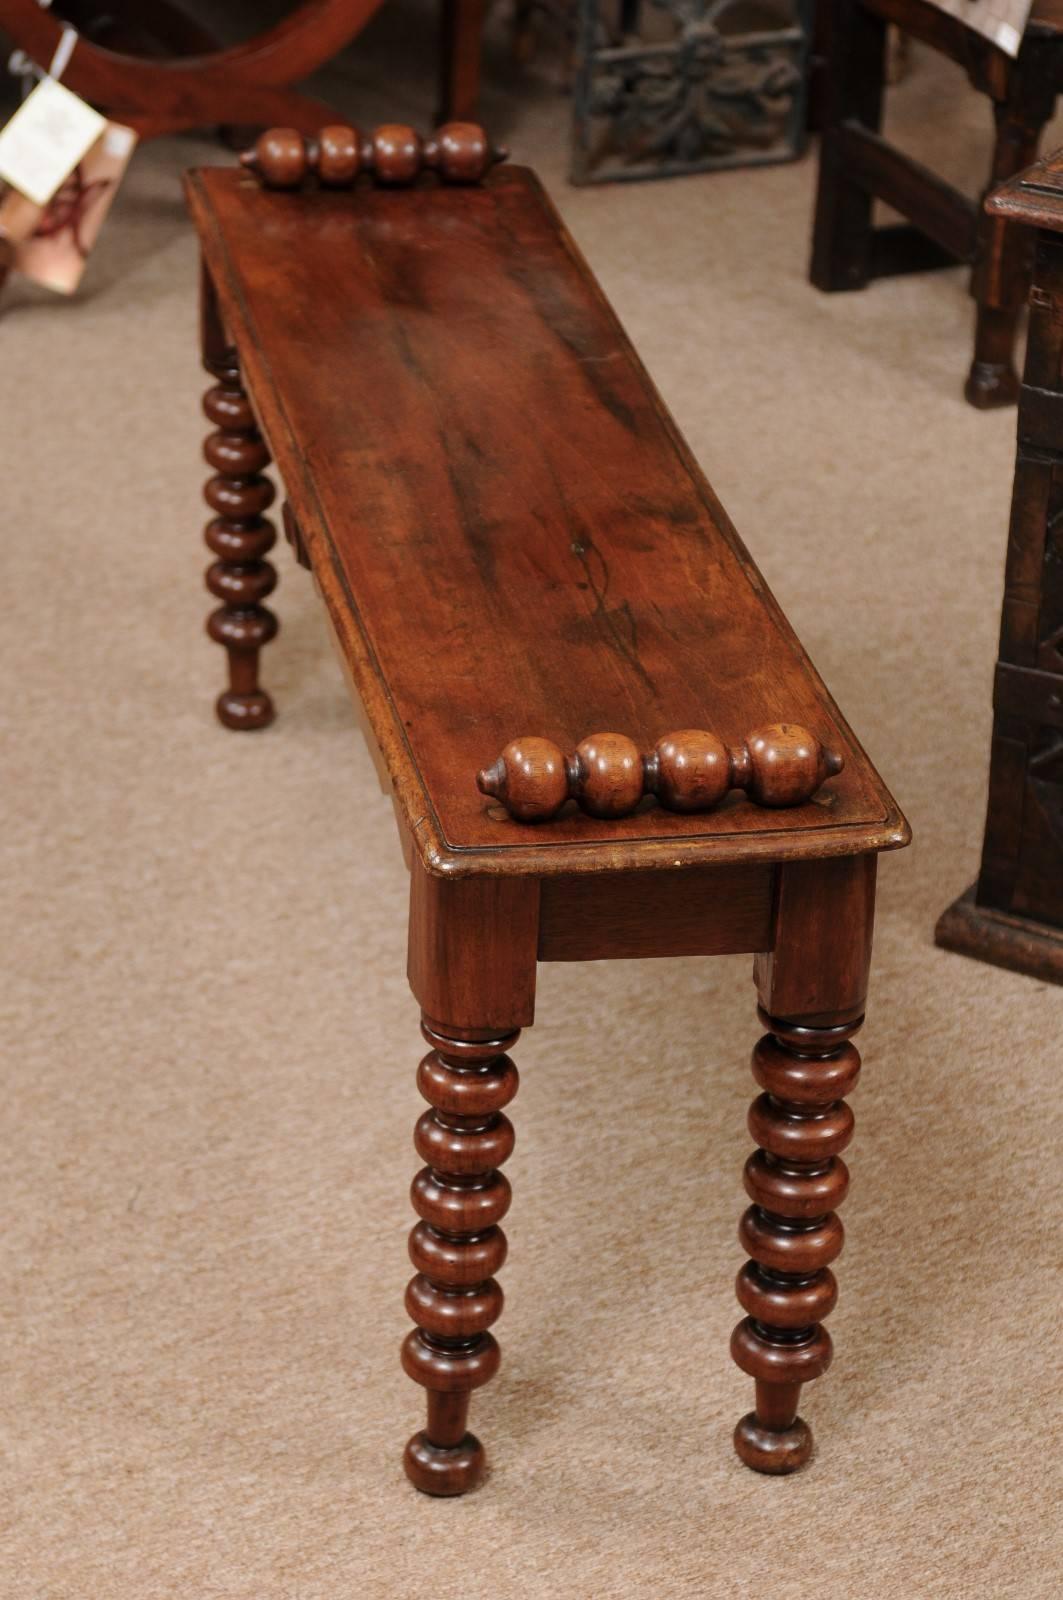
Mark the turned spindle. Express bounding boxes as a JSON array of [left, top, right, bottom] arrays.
[[402, 1018, 518, 1495], [731, 1011, 861, 1472], [241, 121, 507, 190], [202, 350, 278, 730], [477, 725, 844, 822]]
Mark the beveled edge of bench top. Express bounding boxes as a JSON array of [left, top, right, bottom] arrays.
[[185, 164, 911, 880], [317, 540, 910, 878]]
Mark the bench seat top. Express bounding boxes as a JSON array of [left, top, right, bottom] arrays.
[[186, 163, 908, 878]]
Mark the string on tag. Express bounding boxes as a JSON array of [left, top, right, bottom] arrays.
[[7, 0, 76, 100], [47, 26, 78, 83]]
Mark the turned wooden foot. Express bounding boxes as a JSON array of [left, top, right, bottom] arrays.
[[731, 1008, 862, 1474], [201, 350, 278, 729], [965, 306, 1022, 409], [402, 1016, 518, 1495], [734, 1383, 812, 1473]]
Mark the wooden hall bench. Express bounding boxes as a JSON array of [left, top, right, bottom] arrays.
[[184, 126, 911, 1493]]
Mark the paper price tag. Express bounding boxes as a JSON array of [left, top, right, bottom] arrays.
[[0, 117, 138, 294], [0, 77, 106, 206]]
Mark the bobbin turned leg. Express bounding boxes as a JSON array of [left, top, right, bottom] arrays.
[[733, 856, 876, 1473], [403, 865, 538, 1494], [200, 262, 278, 730], [403, 1017, 518, 1493]]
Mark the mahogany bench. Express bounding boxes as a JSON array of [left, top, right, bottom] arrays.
[[184, 125, 910, 1494]]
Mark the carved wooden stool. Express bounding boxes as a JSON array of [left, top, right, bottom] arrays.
[[811, 0, 1063, 407], [937, 146, 1063, 980], [185, 126, 910, 1491]]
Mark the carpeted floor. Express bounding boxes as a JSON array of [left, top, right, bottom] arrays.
[[2, 9, 1062, 1597]]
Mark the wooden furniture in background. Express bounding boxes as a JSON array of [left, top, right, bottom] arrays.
[[186, 127, 909, 1491], [0, 0, 486, 138], [811, 0, 1063, 408], [936, 146, 1063, 982], [571, 0, 812, 184]]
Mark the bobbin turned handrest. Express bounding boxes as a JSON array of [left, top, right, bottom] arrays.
[[738, 723, 844, 808], [649, 729, 732, 812], [477, 724, 843, 821], [241, 121, 507, 189], [477, 736, 571, 821]]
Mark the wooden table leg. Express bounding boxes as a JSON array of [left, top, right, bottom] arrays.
[[402, 865, 539, 1494], [732, 855, 876, 1473], [200, 263, 278, 731]]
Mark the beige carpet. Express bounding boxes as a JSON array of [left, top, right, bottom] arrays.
[[2, 10, 1061, 1597]]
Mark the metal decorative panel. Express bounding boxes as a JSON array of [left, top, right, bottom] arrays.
[[572, 0, 811, 184]]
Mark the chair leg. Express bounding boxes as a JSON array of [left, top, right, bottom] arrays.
[[809, 0, 887, 293], [437, 0, 487, 123], [966, 68, 1053, 408], [733, 857, 877, 1473]]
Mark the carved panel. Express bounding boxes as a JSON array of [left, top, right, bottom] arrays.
[[572, 0, 811, 184], [977, 235, 1063, 928]]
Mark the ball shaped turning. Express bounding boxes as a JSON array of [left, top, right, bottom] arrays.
[[743, 723, 843, 807], [371, 124, 422, 184], [733, 1414, 813, 1475], [244, 127, 306, 188], [434, 122, 492, 182], [477, 736, 569, 821], [653, 728, 731, 812], [317, 124, 361, 186], [573, 732, 644, 817]]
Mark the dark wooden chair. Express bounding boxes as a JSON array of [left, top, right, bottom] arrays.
[[810, 0, 1063, 407], [185, 122, 909, 1492]]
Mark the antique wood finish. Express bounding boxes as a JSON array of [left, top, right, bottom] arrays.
[[937, 147, 1063, 983], [187, 144, 909, 1490], [200, 267, 278, 731], [0, 0, 486, 139], [478, 725, 844, 821], [184, 161, 906, 878], [404, 864, 537, 1494], [811, 0, 1063, 408], [241, 122, 505, 189], [537, 864, 773, 962], [735, 855, 875, 1471], [407, 867, 539, 1034], [402, 1016, 519, 1495]]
